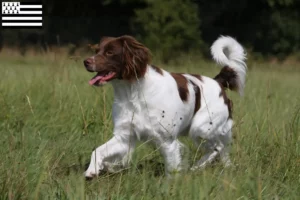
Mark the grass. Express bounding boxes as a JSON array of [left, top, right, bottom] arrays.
[[0, 50, 300, 200]]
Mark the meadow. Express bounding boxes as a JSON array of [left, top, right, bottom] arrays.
[[0, 49, 299, 200]]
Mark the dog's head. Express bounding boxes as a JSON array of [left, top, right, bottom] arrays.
[[84, 36, 151, 86]]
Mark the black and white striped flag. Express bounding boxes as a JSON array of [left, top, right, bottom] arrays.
[[1, 2, 43, 28]]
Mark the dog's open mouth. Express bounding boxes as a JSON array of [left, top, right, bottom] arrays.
[[89, 71, 116, 86]]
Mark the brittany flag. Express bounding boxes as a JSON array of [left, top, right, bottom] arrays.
[[2, 2, 42, 28]]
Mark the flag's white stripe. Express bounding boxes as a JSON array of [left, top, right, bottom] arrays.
[[20, 5, 42, 9], [2, 17, 42, 20], [2, 23, 42, 26], [19, 11, 42, 14]]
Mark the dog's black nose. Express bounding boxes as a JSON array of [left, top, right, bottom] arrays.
[[83, 58, 93, 67]]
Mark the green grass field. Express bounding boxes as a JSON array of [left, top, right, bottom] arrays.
[[0, 50, 299, 200]]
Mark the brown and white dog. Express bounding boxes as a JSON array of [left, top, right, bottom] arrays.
[[83, 35, 247, 178]]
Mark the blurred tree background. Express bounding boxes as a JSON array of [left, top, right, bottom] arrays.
[[0, 0, 299, 61]]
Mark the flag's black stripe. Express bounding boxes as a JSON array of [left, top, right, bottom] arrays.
[[20, 8, 42, 11], [2, 26, 43, 29], [2, 20, 42, 23], [20, 2, 42, 5], [1, 14, 42, 17]]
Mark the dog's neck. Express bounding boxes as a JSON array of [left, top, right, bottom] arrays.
[[111, 78, 144, 101], [111, 66, 152, 105]]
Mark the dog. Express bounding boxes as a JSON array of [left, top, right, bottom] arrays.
[[83, 35, 246, 178]]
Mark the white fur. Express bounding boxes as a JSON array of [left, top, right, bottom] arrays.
[[211, 36, 247, 95], [85, 36, 247, 177]]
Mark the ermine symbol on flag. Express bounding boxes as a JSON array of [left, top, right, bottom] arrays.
[[2, 2, 43, 28]]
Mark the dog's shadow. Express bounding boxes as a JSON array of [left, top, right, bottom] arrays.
[[136, 159, 165, 177], [61, 158, 165, 180]]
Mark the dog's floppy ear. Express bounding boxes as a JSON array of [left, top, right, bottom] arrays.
[[120, 35, 151, 80]]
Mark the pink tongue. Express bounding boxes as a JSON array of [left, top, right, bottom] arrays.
[[89, 75, 103, 85]]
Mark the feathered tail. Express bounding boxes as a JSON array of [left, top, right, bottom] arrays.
[[211, 36, 247, 95]]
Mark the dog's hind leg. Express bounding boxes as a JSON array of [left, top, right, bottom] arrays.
[[219, 119, 233, 167], [190, 139, 224, 170], [189, 106, 233, 170]]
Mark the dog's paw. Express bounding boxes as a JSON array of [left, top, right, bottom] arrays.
[[84, 161, 104, 179], [84, 168, 99, 180]]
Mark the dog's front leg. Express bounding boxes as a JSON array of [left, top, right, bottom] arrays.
[[85, 134, 136, 178]]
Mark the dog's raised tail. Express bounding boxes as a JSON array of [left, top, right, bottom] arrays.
[[211, 36, 247, 95]]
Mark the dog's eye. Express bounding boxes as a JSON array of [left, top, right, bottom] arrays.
[[106, 51, 113, 56]]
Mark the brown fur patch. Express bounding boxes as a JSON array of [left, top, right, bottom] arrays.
[[151, 65, 163, 75], [171, 73, 189, 102], [214, 66, 238, 91], [219, 84, 233, 118], [191, 74, 203, 82], [121, 36, 151, 81], [190, 81, 201, 114]]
